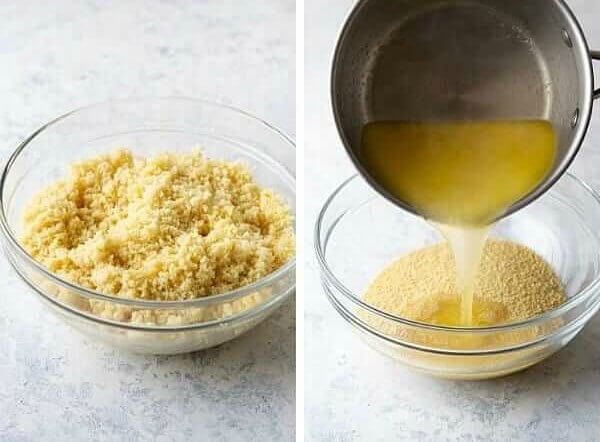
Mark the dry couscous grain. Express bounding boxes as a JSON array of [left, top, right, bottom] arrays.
[[360, 240, 567, 371], [364, 239, 565, 325]]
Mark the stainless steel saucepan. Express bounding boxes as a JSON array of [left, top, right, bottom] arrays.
[[331, 0, 600, 220]]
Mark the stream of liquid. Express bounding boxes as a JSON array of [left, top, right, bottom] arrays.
[[361, 120, 557, 325]]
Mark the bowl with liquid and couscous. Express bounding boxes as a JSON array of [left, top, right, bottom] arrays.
[[315, 173, 600, 380]]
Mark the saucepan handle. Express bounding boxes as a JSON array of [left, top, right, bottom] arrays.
[[592, 50, 600, 100]]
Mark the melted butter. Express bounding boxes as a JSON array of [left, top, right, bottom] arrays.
[[418, 296, 510, 327], [361, 120, 556, 325]]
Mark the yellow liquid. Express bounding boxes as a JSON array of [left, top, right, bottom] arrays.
[[361, 120, 557, 325], [434, 223, 490, 326]]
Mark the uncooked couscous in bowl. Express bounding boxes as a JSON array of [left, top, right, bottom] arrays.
[[0, 98, 296, 355], [315, 174, 600, 380]]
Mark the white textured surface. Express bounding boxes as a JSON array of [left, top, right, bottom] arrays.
[[0, 1, 294, 441], [305, 1, 600, 441]]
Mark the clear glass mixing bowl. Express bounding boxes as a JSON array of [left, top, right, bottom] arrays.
[[315, 173, 600, 380], [0, 98, 295, 355]]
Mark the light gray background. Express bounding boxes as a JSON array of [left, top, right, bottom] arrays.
[[0, 1, 295, 441], [305, 1, 600, 441]]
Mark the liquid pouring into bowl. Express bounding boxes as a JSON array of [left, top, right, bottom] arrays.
[[330, 0, 600, 326]]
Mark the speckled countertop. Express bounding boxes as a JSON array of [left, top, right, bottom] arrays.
[[305, 1, 600, 441], [0, 1, 294, 441]]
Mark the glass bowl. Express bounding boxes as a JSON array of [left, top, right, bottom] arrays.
[[0, 98, 295, 355], [315, 173, 600, 380]]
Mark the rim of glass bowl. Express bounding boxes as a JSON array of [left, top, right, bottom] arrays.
[[0, 97, 296, 315], [315, 173, 600, 333]]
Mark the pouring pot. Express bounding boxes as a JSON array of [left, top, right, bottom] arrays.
[[331, 0, 600, 220]]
